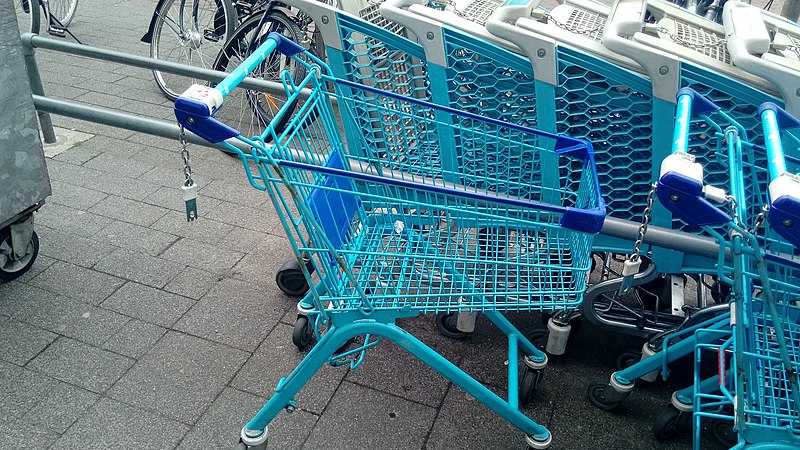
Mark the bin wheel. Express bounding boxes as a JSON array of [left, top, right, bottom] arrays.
[[292, 315, 314, 350], [435, 312, 468, 339], [710, 417, 737, 447], [234, 439, 267, 450], [520, 368, 544, 407], [276, 258, 310, 297], [0, 228, 39, 282], [615, 350, 641, 372], [587, 381, 621, 411], [652, 404, 689, 440]]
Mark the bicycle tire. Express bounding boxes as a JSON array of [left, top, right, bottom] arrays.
[[151, 0, 237, 100], [46, 0, 78, 27], [212, 10, 314, 139], [14, 0, 41, 35]]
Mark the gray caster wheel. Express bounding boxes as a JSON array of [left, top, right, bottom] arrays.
[[292, 315, 314, 350], [435, 312, 468, 339], [0, 228, 39, 282], [587, 381, 622, 411], [653, 404, 690, 440]]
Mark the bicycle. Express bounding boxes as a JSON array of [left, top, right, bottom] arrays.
[[14, 0, 80, 39]]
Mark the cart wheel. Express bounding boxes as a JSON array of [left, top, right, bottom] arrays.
[[435, 312, 468, 339], [234, 439, 267, 450], [710, 417, 737, 447], [276, 258, 310, 297], [587, 381, 621, 411], [0, 228, 39, 282], [524, 326, 548, 348], [710, 279, 732, 304], [292, 315, 314, 350], [520, 368, 544, 407], [540, 313, 582, 336], [653, 404, 689, 440], [615, 350, 641, 371]]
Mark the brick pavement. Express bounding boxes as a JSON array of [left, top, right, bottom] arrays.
[[0, 0, 758, 447]]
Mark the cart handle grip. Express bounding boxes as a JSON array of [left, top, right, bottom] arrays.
[[759, 102, 800, 249], [656, 89, 730, 227], [173, 33, 305, 143]]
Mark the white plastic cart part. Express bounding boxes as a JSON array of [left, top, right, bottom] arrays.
[[703, 185, 728, 203], [621, 258, 641, 276], [723, 1, 800, 117], [180, 84, 224, 114], [769, 173, 800, 205], [659, 151, 703, 183]]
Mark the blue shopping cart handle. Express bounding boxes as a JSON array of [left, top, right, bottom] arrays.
[[656, 171, 731, 227]]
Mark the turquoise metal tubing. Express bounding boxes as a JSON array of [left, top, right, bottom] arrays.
[[242, 319, 551, 443], [672, 94, 692, 155], [483, 309, 547, 364], [611, 314, 730, 386], [215, 39, 279, 97], [761, 109, 788, 180]]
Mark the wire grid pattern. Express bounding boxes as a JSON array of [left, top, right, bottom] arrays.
[[336, 15, 437, 177], [661, 20, 731, 64], [458, 0, 504, 25], [359, 2, 405, 37], [439, 28, 540, 191], [241, 72, 600, 313], [553, 48, 653, 222], [562, 6, 606, 42]]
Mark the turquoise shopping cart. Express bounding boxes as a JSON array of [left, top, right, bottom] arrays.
[[175, 33, 605, 449]]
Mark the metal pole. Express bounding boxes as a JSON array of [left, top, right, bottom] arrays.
[[781, 0, 800, 22], [19, 39, 58, 144], [600, 217, 722, 260]]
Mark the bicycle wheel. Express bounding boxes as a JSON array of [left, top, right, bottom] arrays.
[[212, 10, 313, 139], [45, 0, 78, 27], [151, 0, 237, 100], [14, 0, 40, 35]]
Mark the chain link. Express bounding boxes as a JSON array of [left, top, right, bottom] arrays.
[[628, 182, 658, 263], [750, 204, 770, 235], [724, 195, 747, 231], [544, 13, 604, 36], [787, 45, 800, 59], [179, 125, 194, 187], [657, 26, 726, 50]]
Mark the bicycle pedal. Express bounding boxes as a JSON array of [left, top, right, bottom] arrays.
[[48, 26, 67, 37], [203, 29, 222, 43]]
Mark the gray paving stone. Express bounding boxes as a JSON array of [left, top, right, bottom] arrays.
[[302, 381, 436, 450], [129, 146, 183, 167], [30, 261, 126, 305], [108, 331, 249, 423], [0, 317, 58, 366], [8, 291, 130, 346], [0, 361, 58, 420], [36, 203, 114, 238], [139, 165, 185, 188], [89, 195, 170, 227], [82, 151, 156, 179], [44, 159, 105, 187], [36, 226, 117, 268], [51, 144, 103, 165], [102, 319, 168, 359], [95, 249, 184, 288], [84, 172, 163, 201], [204, 201, 282, 235], [52, 398, 189, 450], [0, 419, 60, 449], [231, 323, 348, 413], [219, 226, 267, 254], [228, 236, 297, 284], [27, 338, 134, 393], [48, 180, 109, 210], [20, 382, 100, 434], [74, 91, 168, 116], [163, 266, 221, 300], [151, 213, 235, 246], [174, 278, 285, 352], [96, 220, 179, 256], [159, 238, 244, 274], [70, 135, 146, 159], [13, 254, 56, 283], [177, 388, 317, 450], [102, 282, 194, 327], [198, 178, 271, 208]]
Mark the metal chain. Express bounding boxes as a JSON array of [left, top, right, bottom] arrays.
[[657, 26, 726, 50], [750, 204, 770, 235], [179, 126, 194, 187], [629, 182, 658, 263], [787, 45, 800, 59], [544, 13, 604, 36], [725, 195, 746, 230]]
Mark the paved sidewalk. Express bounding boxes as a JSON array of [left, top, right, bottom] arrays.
[[0, 0, 745, 448]]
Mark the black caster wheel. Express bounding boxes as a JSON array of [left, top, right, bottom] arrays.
[[587, 381, 622, 411], [652, 404, 690, 440], [292, 315, 314, 350], [520, 368, 544, 407], [276, 257, 313, 297], [615, 350, 641, 371], [436, 312, 468, 339], [0, 228, 39, 282], [710, 417, 737, 447]]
